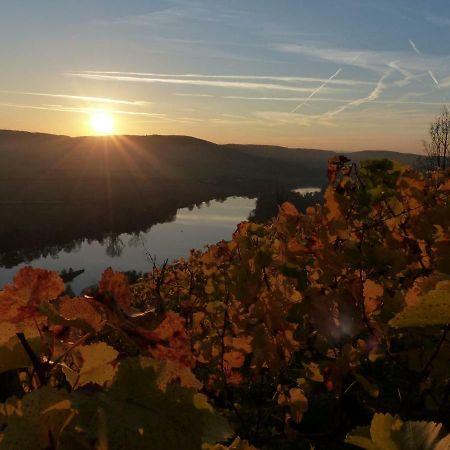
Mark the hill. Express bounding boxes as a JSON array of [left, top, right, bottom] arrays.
[[0, 130, 420, 266], [0, 130, 420, 203]]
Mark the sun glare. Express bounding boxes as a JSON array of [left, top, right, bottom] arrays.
[[90, 111, 115, 135]]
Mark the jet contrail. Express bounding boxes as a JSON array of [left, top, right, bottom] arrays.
[[409, 39, 421, 55], [290, 53, 361, 113], [428, 70, 440, 87], [408, 40, 440, 87], [291, 68, 342, 113]]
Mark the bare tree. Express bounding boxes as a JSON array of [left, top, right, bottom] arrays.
[[421, 106, 450, 170]]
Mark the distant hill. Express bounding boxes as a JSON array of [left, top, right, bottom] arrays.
[[226, 143, 419, 168], [0, 130, 421, 266], [0, 130, 419, 190]]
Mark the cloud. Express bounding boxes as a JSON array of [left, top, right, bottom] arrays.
[[222, 94, 446, 106], [175, 93, 215, 97], [68, 72, 339, 94], [428, 70, 440, 87], [405, 40, 442, 87], [0, 90, 151, 106], [425, 12, 450, 26], [273, 43, 447, 76], [253, 69, 395, 128], [0, 102, 165, 118], [273, 43, 386, 72], [291, 68, 342, 113], [409, 39, 421, 56], [318, 69, 392, 120], [441, 76, 450, 87], [81, 71, 374, 86]]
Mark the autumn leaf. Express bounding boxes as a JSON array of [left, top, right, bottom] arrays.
[[389, 281, 450, 328], [64, 342, 119, 388], [148, 312, 195, 368], [41, 296, 106, 333], [278, 387, 308, 424], [279, 202, 299, 218], [0, 267, 64, 325], [363, 279, 384, 316], [98, 268, 132, 313]]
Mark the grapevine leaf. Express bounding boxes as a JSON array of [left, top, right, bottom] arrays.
[[389, 282, 450, 328], [69, 357, 232, 450], [98, 268, 132, 313], [0, 386, 73, 450], [40, 296, 106, 333], [68, 342, 119, 387], [0, 267, 64, 325]]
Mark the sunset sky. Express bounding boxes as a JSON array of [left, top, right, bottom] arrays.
[[1, 0, 450, 152]]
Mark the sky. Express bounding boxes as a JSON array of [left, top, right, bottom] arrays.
[[1, 0, 450, 152]]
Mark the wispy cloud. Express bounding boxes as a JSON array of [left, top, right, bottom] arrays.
[[428, 70, 440, 87], [222, 94, 446, 106], [254, 69, 394, 128], [425, 12, 450, 26], [273, 42, 447, 77], [406, 40, 441, 87], [68, 72, 336, 94], [0, 90, 151, 106], [81, 71, 374, 86], [318, 69, 392, 120], [409, 39, 421, 56], [273, 43, 387, 73], [175, 93, 215, 98], [0, 102, 165, 118]]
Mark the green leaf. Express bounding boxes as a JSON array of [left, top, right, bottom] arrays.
[[0, 386, 73, 450], [68, 357, 232, 450], [389, 282, 450, 328]]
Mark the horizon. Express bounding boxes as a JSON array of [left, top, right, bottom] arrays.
[[1, 1, 450, 152], [0, 128, 422, 155]]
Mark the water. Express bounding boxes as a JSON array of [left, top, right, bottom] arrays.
[[0, 196, 256, 293], [292, 187, 322, 195]]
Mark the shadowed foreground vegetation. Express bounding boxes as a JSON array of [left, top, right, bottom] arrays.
[[0, 158, 449, 449]]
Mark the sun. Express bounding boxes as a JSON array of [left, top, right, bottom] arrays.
[[90, 111, 115, 135]]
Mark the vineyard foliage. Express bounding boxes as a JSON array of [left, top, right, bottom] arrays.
[[0, 158, 449, 449]]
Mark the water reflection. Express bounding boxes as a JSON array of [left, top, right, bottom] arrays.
[[292, 187, 322, 195], [0, 197, 256, 293]]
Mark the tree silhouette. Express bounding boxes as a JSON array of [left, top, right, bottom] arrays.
[[422, 106, 450, 169]]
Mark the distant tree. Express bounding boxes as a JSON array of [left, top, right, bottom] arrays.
[[421, 106, 450, 170]]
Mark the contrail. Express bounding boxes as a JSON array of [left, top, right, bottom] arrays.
[[409, 39, 421, 56], [428, 70, 440, 87], [290, 53, 360, 113], [319, 68, 392, 120], [408, 40, 440, 87], [291, 68, 342, 113]]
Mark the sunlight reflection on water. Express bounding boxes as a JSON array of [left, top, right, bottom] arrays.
[[0, 196, 256, 293]]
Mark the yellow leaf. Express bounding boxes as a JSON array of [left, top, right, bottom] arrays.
[[74, 343, 119, 387]]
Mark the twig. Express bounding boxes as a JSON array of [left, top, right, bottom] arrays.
[[16, 332, 47, 386], [421, 325, 449, 378]]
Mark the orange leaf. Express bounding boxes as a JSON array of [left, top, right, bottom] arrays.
[[280, 202, 299, 218], [224, 351, 245, 369], [98, 268, 132, 313], [0, 267, 64, 324], [363, 279, 384, 315]]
